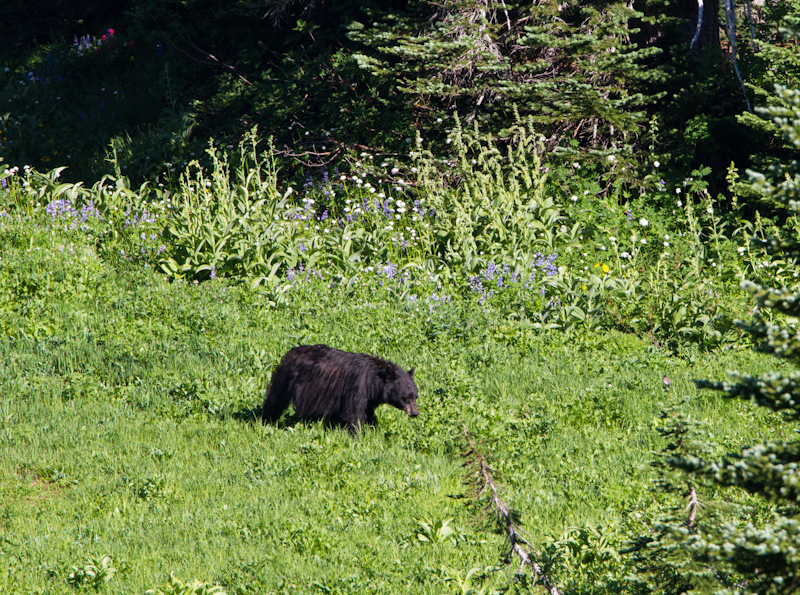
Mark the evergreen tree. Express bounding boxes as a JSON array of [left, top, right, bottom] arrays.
[[633, 85, 800, 594], [347, 0, 663, 154]]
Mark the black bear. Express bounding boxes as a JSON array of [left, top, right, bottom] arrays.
[[260, 344, 419, 433]]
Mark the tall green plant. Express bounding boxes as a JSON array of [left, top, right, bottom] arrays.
[[413, 115, 581, 278]]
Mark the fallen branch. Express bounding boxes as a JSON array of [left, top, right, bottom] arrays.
[[462, 426, 563, 595]]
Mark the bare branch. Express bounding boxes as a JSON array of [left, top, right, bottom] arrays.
[[496, 0, 512, 32], [722, 0, 753, 112], [463, 426, 563, 595], [741, 0, 758, 51], [686, 485, 699, 531]]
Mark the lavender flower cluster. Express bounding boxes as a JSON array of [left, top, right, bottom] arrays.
[[533, 252, 558, 278], [468, 253, 557, 305], [124, 206, 158, 228], [425, 292, 451, 312], [286, 262, 325, 284], [302, 169, 336, 201], [45, 198, 101, 231], [374, 261, 411, 287]]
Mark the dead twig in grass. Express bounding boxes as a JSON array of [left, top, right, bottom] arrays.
[[462, 425, 563, 595]]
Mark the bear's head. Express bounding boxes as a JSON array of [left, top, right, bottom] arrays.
[[382, 365, 419, 417]]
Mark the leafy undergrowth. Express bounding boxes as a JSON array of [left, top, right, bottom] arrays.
[[0, 229, 782, 594]]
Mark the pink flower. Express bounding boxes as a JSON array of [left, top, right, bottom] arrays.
[[108, 28, 115, 36]]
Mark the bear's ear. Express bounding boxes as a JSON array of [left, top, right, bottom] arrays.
[[408, 366, 415, 377], [378, 363, 398, 381]]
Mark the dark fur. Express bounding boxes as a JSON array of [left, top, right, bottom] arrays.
[[260, 345, 419, 433]]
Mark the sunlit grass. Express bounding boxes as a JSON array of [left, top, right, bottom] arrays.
[[0, 222, 783, 592], [0, 127, 793, 593]]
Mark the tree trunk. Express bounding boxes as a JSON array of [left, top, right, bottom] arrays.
[[632, 0, 721, 57]]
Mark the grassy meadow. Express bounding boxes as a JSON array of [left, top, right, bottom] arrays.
[[3, 4, 800, 592], [0, 137, 791, 594]]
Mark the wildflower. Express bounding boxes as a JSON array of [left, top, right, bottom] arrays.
[[382, 262, 397, 279], [676, 188, 682, 194], [654, 161, 660, 168], [639, 218, 649, 227], [570, 195, 578, 202], [737, 246, 746, 254]]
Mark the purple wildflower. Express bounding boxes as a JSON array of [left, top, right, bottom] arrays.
[[534, 252, 558, 277], [382, 262, 397, 279]]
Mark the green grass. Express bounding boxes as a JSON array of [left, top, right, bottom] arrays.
[[0, 222, 784, 593]]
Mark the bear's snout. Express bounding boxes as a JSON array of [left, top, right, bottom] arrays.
[[406, 402, 419, 417]]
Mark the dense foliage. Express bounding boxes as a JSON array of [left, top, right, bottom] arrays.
[[1, 0, 798, 184], [2, 1, 800, 593]]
